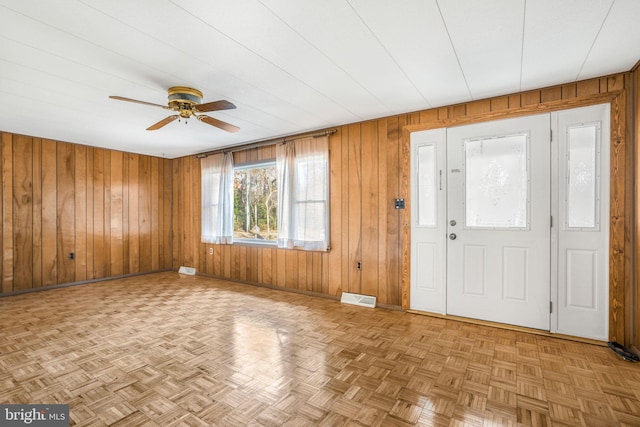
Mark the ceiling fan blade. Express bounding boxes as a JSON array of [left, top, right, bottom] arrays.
[[198, 115, 240, 133], [147, 115, 179, 131], [194, 100, 236, 113], [110, 95, 168, 109]]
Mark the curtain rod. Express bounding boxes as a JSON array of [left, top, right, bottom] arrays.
[[195, 128, 337, 158]]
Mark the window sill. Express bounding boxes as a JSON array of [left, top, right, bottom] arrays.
[[232, 240, 277, 247], [202, 241, 330, 252]]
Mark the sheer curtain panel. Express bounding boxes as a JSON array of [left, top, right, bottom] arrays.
[[201, 152, 234, 244], [277, 136, 329, 251]]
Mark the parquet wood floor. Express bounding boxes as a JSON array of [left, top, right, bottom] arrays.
[[1, 273, 639, 426]]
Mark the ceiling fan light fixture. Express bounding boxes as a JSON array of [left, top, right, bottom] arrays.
[[110, 86, 238, 132], [167, 86, 203, 118], [167, 86, 203, 104]]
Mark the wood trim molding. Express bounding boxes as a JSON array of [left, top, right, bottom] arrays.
[[402, 91, 622, 133]]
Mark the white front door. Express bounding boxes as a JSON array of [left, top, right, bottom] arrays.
[[410, 105, 610, 338], [445, 114, 551, 330], [410, 129, 447, 314], [552, 104, 610, 340]]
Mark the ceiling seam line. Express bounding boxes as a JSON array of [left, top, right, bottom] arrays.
[[167, 0, 364, 121], [575, 0, 616, 81], [519, 0, 527, 93], [434, 0, 473, 101], [77, 0, 331, 126], [258, 0, 396, 115], [345, 0, 433, 109]]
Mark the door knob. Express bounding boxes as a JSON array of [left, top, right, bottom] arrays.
[[449, 233, 457, 240]]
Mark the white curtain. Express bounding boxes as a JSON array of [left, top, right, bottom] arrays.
[[201, 152, 234, 244], [277, 136, 329, 251]]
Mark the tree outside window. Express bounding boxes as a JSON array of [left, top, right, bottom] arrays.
[[233, 162, 277, 242]]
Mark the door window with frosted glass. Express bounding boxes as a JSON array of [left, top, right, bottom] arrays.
[[464, 134, 529, 229], [566, 124, 600, 230]]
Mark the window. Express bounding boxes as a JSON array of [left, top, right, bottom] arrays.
[[233, 162, 278, 243], [566, 123, 600, 229], [417, 144, 437, 227], [201, 135, 330, 251]]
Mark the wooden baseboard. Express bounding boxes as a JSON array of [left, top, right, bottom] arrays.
[[0, 269, 174, 298], [195, 272, 341, 302]]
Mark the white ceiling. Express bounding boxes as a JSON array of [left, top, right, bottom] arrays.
[[0, 0, 638, 158]]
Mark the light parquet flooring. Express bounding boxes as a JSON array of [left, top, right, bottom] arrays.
[[1, 272, 639, 426]]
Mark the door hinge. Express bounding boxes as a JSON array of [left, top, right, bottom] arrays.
[[550, 216, 553, 227], [550, 129, 553, 142], [550, 301, 553, 313]]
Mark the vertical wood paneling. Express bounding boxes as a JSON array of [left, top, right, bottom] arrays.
[[110, 151, 124, 276], [348, 124, 362, 294], [171, 159, 180, 270], [75, 146, 87, 281], [0, 132, 2, 292], [128, 153, 140, 273], [180, 158, 195, 269], [139, 156, 152, 272], [361, 121, 379, 297], [230, 245, 239, 279], [262, 248, 272, 285], [298, 251, 307, 290], [162, 158, 172, 269], [93, 148, 106, 279], [42, 140, 57, 286], [385, 116, 401, 306], [633, 66, 640, 353], [340, 127, 350, 295], [32, 138, 42, 288], [624, 74, 634, 347], [160, 156, 168, 269], [151, 157, 160, 271], [56, 143, 75, 284], [376, 120, 390, 305], [609, 88, 628, 344], [211, 245, 220, 276], [103, 151, 112, 278], [276, 248, 286, 287], [0, 134, 3, 290], [86, 148, 94, 280], [328, 128, 342, 297], [285, 250, 296, 289], [13, 135, 33, 291], [122, 153, 130, 275], [2, 133, 13, 292], [0, 135, 172, 296]]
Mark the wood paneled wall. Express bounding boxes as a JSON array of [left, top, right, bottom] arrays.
[[172, 72, 634, 343], [633, 64, 640, 355], [171, 122, 404, 306], [0, 133, 172, 295]]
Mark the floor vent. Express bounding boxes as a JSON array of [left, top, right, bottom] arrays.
[[341, 292, 377, 308], [178, 266, 196, 275]]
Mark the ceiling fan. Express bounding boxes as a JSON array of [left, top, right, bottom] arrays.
[[109, 86, 239, 132]]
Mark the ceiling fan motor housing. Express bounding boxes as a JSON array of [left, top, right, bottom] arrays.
[[167, 86, 203, 118]]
